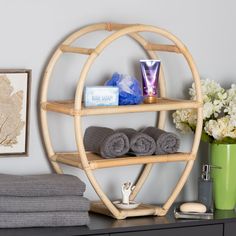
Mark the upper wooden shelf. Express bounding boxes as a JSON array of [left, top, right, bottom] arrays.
[[41, 98, 201, 116], [52, 152, 194, 170]]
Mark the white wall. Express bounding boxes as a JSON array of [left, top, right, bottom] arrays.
[[0, 0, 235, 204]]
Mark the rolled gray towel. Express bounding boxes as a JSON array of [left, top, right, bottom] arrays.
[[142, 127, 180, 155], [0, 174, 86, 197], [117, 128, 156, 156], [0, 196, 90, 213], [84, 126, 129, 158], [0, 211, 90, 228]]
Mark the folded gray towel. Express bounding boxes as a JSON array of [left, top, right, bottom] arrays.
[[84, 126, 129, 158], [0, 211, 89, 228], [0, 196, 90, 213], [117, 128, 156, 156], [142, 127, 180, 155], [0, 174, 86, 197]]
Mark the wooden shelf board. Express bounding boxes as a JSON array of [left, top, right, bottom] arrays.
[[91, 201, 164, 218], [41, 98, 202, 116], [54, 152, 194, 170]]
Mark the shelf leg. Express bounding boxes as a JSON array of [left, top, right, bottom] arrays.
[[130, 164, 153, 201], [50, 160, 64, 174]]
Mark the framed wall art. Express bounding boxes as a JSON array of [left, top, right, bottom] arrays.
[[0, 69, 31, 156]]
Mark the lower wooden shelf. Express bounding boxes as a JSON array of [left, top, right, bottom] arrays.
[[91, 201, 166, 219], [52, 152, 194, 170]]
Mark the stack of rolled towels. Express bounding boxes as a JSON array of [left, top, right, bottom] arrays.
[[0, 173, 90, 228], [84, 126, 180, 158]]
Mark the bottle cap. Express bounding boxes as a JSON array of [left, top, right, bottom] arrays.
[[144, 96, 157, 104]]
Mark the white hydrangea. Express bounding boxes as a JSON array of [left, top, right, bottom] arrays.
[[228, 100, 236, 127], [190, 78, 226, 101], [204, 116, 236, 140], [224, 84, 236, 127], [190, 79, 226, 119], [172, 109, 197, 133], [173, 79, 236, 143], [226, 84, 236, 102]]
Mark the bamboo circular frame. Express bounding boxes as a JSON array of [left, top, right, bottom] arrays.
[[40, 23, 203, 219]]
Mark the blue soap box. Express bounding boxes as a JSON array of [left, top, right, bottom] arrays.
[[84, 86, 119, 107]]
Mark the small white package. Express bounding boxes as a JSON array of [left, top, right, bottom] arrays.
[[84, 86, 119, 107]]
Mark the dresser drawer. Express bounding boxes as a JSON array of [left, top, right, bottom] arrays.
[[224, 222, 236, 236], [111, 224, 223, 236]]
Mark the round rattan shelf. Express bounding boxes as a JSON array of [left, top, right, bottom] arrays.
[[40, 22, 203, 219]]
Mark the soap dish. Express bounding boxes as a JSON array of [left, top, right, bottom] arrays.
[[174, 208, 213, 220], [113, 200, 140, 210]]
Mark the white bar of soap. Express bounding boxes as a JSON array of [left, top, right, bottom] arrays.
[[180, 202, 207, 213]]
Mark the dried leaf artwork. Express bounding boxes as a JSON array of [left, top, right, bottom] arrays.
[[0, 75, 25, 147]]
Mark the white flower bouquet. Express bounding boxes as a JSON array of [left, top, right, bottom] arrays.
[[173, 79, 236, 144]]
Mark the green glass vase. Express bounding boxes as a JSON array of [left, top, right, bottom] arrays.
[[210, 143, 236, 210]]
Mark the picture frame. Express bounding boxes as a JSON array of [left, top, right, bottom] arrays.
[[0, 69, 31, 156]]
